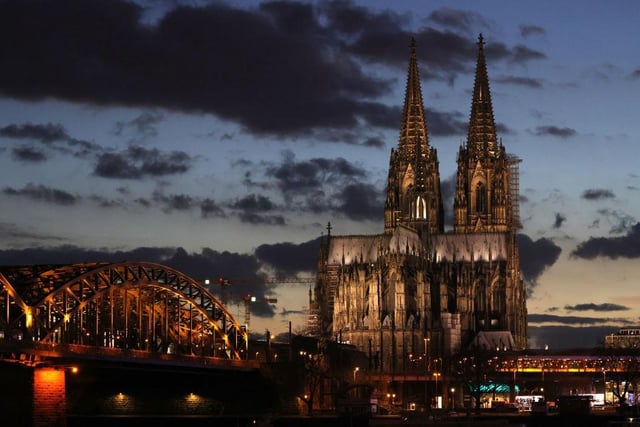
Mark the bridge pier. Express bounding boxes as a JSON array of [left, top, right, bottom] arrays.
[[33, 366, 67, 427], [0, 362, 67, 427]]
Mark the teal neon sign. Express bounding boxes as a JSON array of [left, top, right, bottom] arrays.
[[469, 384, 519, 393]]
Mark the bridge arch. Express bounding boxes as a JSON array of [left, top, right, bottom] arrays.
[[0, 262, 247, 359]]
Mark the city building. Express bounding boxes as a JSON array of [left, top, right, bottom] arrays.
[[312, 35, 527, 373], [605, 327, 640, 349]]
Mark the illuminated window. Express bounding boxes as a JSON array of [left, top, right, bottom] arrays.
[[415, 196, 427, 219]]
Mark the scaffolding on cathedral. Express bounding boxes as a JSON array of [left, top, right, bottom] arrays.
[[507, 154, 522, 230]]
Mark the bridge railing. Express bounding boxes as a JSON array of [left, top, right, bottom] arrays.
[[0, 340, 259, 370]]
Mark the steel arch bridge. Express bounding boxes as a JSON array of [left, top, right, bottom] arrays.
[[0, 262, 248, 359]]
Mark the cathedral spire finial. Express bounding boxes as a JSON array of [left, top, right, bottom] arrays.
[[466, 33, 498, 156], [398, 37, 429, 157]]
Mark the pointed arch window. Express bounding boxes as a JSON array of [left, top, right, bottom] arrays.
[[476, 285, 486, 312], [476, 183, 487, 213], [415, 196, 427, 219], [492, 285, 505, 313]]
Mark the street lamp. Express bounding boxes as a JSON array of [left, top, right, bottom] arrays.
[[424, 337, 430, 410], [602, 369, 607, 398], [433, 372, 441, 408], [450, 388, 455, 409], [432, 357, 441, 408], [353, 366, 359, 382], [387, 393, 396, 406]]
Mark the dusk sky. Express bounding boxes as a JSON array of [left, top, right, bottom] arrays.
[[1, 0, 639, 349]]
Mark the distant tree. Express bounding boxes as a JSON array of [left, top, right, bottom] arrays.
[[453, 344, 500, 414], [297, 350, 329, 416], [602, 352, 640, 415]]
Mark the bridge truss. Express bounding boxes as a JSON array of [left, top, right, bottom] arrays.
[[0, 262, 248, 359]]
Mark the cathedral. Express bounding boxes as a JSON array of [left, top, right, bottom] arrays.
[[313, 35, 527, 372]]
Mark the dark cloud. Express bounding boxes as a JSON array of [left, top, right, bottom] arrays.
[[135, 197, 151, 208], [94, 145, 192, 179], [0, 122, 67, 142], [0, 122, 100, 157], [255, 237, 322, 275], [349, 27, 469, 85], [321, 0, 543, 84], [553, 212, 566, 229], [320, 0, 409, 36], [164, 247, 276, 317], [494, 75, 543, 88], [596, 209, 636, 234], [629, 69, 640, 80], [426, 7, 492, 33], [12, 146, 47, 162], [0, 1, 545, 137], [114, 111, 164, 141], [426, 109, 467, 136], [532, 125, 577, 138], [564, 303, 629, 312], [517, 234, 562, 295], [200, 198, 226, 219], [258, 151, 384, 220], [152, 191, 194, 212], [0, 222, 66, 244], [362, 137, 386, 148], [352, 103, 402, 131], [335, 183, 384, 221], [231, 194, 277, 212], [266, 151, 367, 199], [528, 326, 620, 350], [573, 222, 640, 259], [3, 183, 77, 205], [279, 307, 307, 317], [510, 45, 546, 63], [88, 194, 124, 208], [0, 0, 391, 137], [238, 212, 286, 226], [495, 122, 515, 136], [0, 245, 171, 266], [520, 25, 546, 38], [230, 194, 284, 225], [528, 313, 632, 326], [582, 188, 615, 200]]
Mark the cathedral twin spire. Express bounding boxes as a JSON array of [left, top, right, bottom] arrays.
[[466, 34, 500, 158], [384, 38, 443, 238], [398, 38, 430, 160], [386, 34, 513, 236]]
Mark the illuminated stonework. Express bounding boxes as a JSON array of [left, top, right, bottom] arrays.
[[314, 36, 527, 370]]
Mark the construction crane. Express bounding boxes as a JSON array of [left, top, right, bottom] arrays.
[[206, 276, 315, 332], [242, 294, 278, 332], [204, 277, 230, 306]]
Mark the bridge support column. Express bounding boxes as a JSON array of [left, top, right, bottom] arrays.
[[33, 366, 67, 427]]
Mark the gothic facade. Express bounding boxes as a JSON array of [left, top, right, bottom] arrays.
[[314, 36, 527, 372]]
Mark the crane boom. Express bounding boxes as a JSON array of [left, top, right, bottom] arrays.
[[204, 275, 314, 332]]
